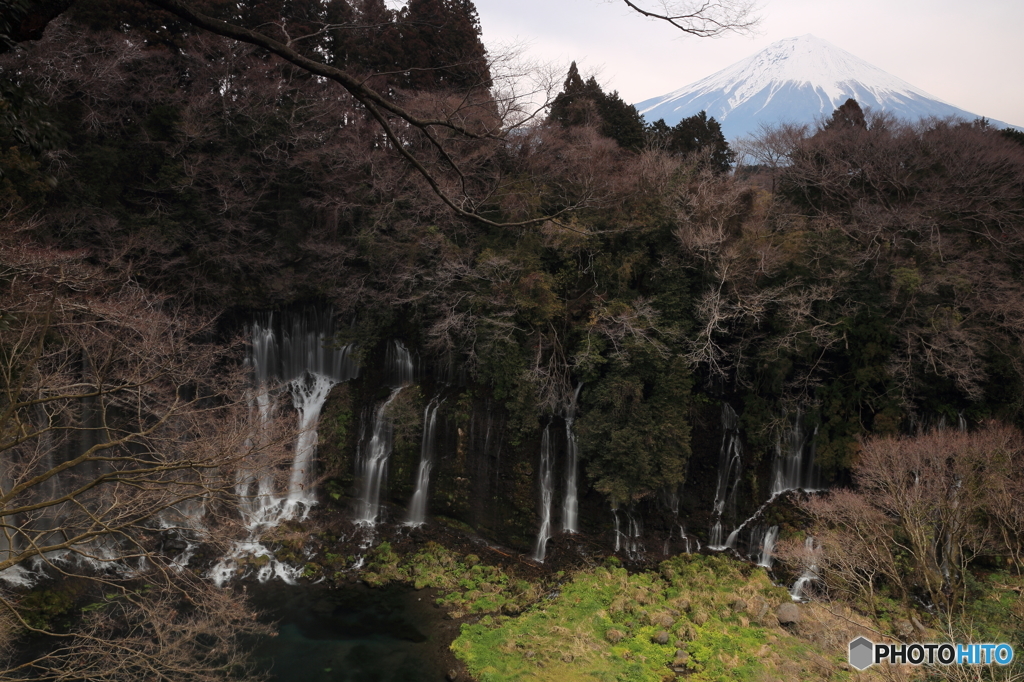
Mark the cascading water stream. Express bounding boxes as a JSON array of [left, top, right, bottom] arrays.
[[790, 536, 821, 600], [770, 409, 820, 495], [0, 454, 31, 586], [239, 311, 359, 529], [354, 339, 414, 527], [709, 403, 743, 550], [284, 373, 335, 515], [561, 384, 583, 533], [719, 412, 824, 555], [757, 525, 779, 567], [612, 503, 643, 560], [356, 390, 403, 526], [210, 311, 358, 585], [385, 339, 415, 387], [722, 489, 784, 550], [405, 397, 443, 526], [532, 425, 554, 562]]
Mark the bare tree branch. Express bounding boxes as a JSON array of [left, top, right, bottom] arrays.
[[620, 0, 760, 37]]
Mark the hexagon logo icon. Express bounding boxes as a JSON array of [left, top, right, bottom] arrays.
[[849, 636, 874, 670]]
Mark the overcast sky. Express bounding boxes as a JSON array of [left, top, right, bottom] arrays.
[[470, 0, 1024, 127]]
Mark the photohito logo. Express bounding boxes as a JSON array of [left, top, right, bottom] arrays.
[[849, 637, 1014, 670]]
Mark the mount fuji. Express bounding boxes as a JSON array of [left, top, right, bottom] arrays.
[[635, 34, 1019, 140]]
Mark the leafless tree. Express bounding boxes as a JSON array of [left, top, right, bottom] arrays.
[[796, 423, 1024, 615], [0, 217, 281, 679]]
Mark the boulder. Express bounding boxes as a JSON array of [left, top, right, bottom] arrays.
[[776, 602, 801, 625], [896, 619, 915, 638]]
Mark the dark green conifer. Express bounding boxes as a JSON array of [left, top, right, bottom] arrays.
[[825, 98, 867, 129], [662, 111, 734, 172], [548, 62, 646, 151], [398, 0, 491, 90]]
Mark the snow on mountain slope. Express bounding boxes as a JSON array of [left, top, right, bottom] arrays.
[[636, 35, 1018, 140]]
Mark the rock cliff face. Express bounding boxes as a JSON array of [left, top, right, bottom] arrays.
[[282, 321, 779, 562]]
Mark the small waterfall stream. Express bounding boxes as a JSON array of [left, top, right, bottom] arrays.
[[612, 503, 643, 560], [756, 525, 779, 567], [561, 384, 583, 534], [355, 390, 401, 526], [355, 340, 415, 527], [770, 409, 820, 495], [709, 403, 742, 550], [405, 397, 443, 526], [284, 374, 334, 513], [790, 536, 821, 600], [240, 311, 359, 528], [532, 425, 555, 562]]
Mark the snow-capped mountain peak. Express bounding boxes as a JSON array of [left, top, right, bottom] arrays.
[[636, 34, 1016, 140]]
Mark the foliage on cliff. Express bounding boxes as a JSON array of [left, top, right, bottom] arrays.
[[4, 0, 1024, 513]]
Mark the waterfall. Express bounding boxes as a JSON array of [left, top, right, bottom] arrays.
[[723, 526, 740, 549], [0, 453, 31, 586], [770, 409, 820, 495], [237, 388, 279, 530], [709, 403, 743, 550], [277, 310, 360, 383], [680, 526, 699, 554], [405, 397, 442, 526], [283, 373, 335, 514], [612, 505, 643, 561], [384, 340, 415, 388], [790, 537, 820, 600], [353, 339, 415, 526], [561, 384, 583, 533], [209, 310, 358, 585], [721, 489, 784, 551], [757, 525, 779, 567], [665, 486, 695, 554], [355, 389, 403, 526], [532, 425, 554, 562], [237, 311, 359, 529]]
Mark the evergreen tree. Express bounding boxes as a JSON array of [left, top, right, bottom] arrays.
[[326, 0, 403, 77], [548, 62, 646, 151], [596, 86, 647, 152], [662, 110, 733, 172], [398, 0, 491, 90], [548, 62, 602, 130], [1002, 126, 1024, 148], [825, 98, 867, 130]]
